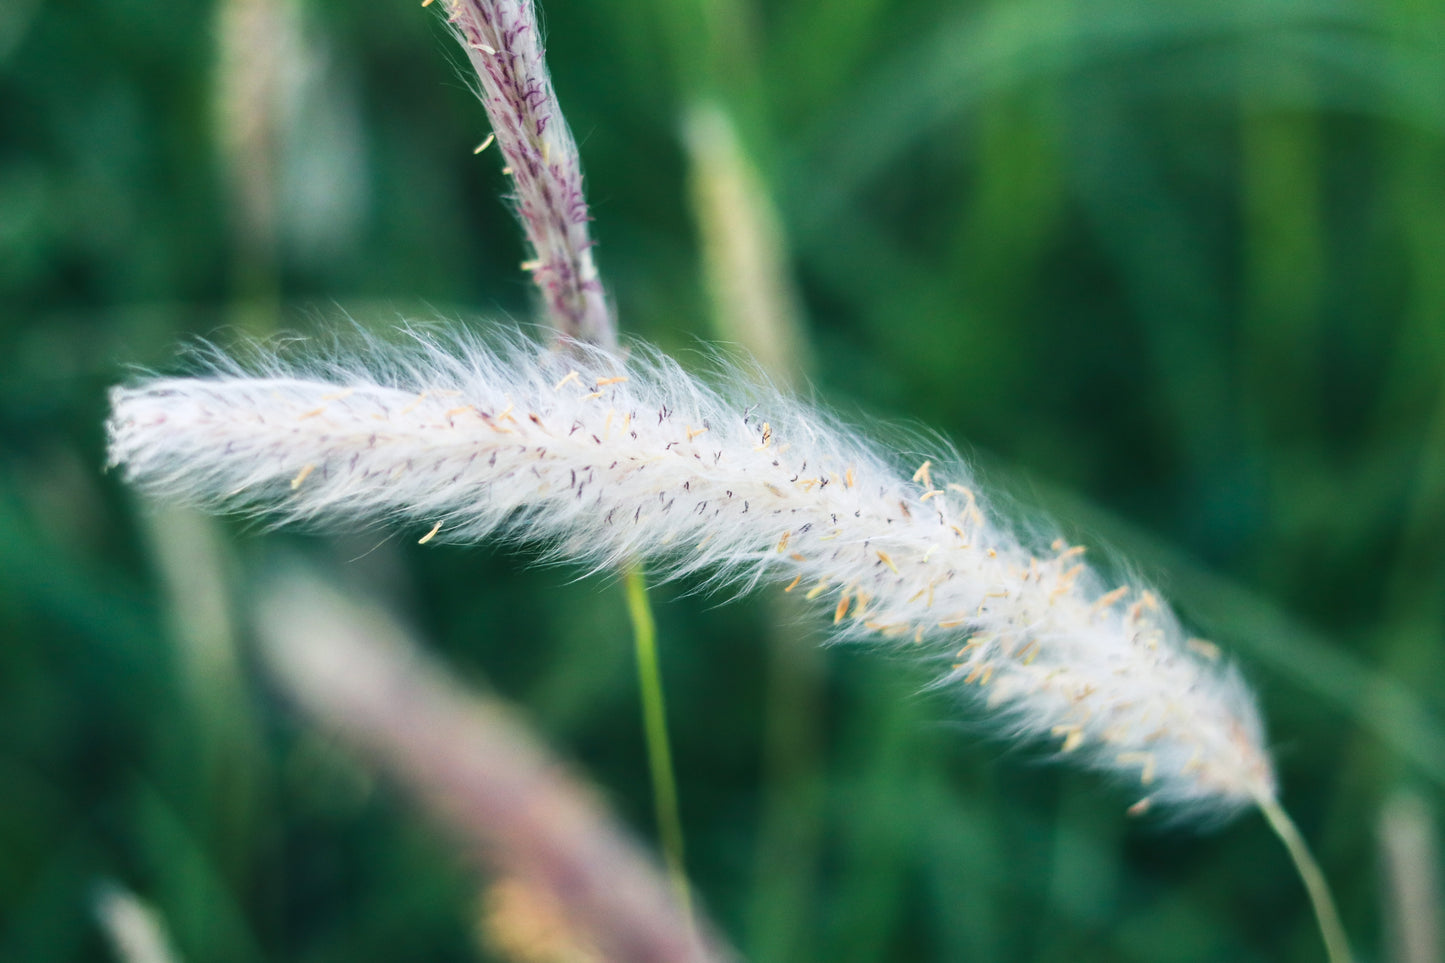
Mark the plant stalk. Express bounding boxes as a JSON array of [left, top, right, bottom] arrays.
[[624, 565, 692, 919], [1257, 795, 1354, 963]]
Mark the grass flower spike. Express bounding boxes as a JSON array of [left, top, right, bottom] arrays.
[[108, 332, 1274, 817]]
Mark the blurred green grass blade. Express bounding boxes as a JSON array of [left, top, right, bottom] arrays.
[[1066, 82, 1235, 479], [785, 0, 1429, 238], [823, 674, 926, 962], [131, 780, 264, 963], [1239, 60, 1325, 446], [0, 480, 158, 664], [769, 0, 892, 115]]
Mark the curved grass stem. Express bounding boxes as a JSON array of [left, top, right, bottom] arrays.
[[1257, 795, 1354, 963], [624, 565, 692, 919]]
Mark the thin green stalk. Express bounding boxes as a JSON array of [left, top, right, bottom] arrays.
[[1257, 795, 1354, 963], [624, 565, 692, 918]]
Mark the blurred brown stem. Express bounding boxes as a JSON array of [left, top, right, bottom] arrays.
[[254, 567, 732, 963]]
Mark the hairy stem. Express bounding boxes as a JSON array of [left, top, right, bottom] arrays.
[[257, 568, 728, 962], [440, 0, 614, 347]]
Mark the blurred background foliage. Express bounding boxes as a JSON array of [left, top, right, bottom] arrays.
[[2, 0, 1444, 959]]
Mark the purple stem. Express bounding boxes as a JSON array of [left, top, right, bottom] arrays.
[[442, 0, 616, 348]]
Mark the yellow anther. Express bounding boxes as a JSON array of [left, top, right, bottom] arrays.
[[596, 376, 628, 386], [1052, 725, 1085, 753], [911, 460, 933, 488], [553, 370, 581, 391], [418, 521, 443, 545], [1116, 752, 1156, 785], [834, 591, 852, 624], [290, 464, 315, 490], [920, 489, 944, 501], [480, 413, 513, 434], [686, 425, 708, 441], [776, 530, 791, 553], [945, 484, 986, 527], [845, 467, 856, 488], [1051, 564, 1084, 599], [1091, 585, 1130, 616], [320, 388, 355, 401], [473, 133, 495, 154], [1126, 797, 1152, 817], [804, 580, 830, 600], [520, 259, 542, 271], [1186, 638, 1221, 661], [784, 574, 803, 593], [876, 550, 899, 573], [298, 407, 326, 420]]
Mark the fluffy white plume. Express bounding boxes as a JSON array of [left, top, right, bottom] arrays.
[[107, 331, 1275, 816]]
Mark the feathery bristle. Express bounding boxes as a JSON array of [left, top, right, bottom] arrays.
[[107, 330, 1275, 816]]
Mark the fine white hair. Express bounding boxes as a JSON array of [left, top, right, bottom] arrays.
[[108, 328, 1274, 817]]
